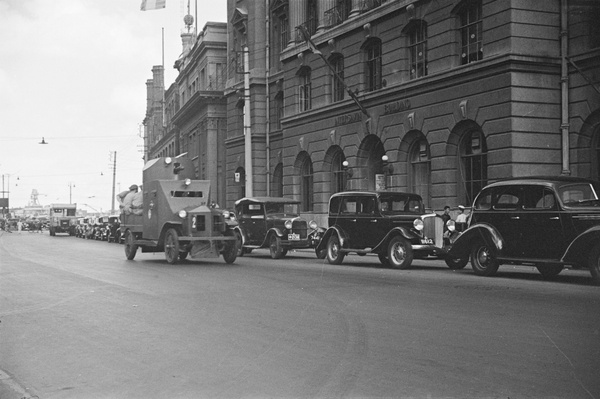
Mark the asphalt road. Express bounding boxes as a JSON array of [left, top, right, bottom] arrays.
[[1, 231, 599, 399]]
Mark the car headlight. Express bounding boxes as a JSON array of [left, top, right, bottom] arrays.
[[309, 220, 318, 230], [222, 210, 230, 218], [178, 210, 187, 219], [164, 157, 172, 165], [413, 219, 424, 231], [446, 219, 456, 232], [284, 220, 293, 230], [184, 178, 192, 186]]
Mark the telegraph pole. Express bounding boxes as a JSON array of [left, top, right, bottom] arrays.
[[110, 151, 117, 213]]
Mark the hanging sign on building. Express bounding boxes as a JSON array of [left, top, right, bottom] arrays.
[[375, 174, 386, 191]]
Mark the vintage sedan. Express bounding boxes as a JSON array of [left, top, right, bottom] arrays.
[[315, 191, 459, 269], [448, 176, 600, 283], [233, 197, 324, 259]]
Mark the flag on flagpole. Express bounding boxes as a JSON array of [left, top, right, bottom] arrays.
[[140, 0, 166, 11]]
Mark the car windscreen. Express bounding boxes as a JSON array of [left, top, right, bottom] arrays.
[[558, 182, 600, 207], [379, 194, 424, 214], [265, 202, 299, 216]]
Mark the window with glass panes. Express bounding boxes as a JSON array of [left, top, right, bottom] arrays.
[[459, 0, 482, 65], [301, 157, 314, 211], [365, 40, 382, 92], [410, 139, 431, 206], [331, 151, 347, 193], [299, 68, 312, 111], [331, 55, 345, 102], [408, 21, 427, 79], [461, 130, 487, 204]]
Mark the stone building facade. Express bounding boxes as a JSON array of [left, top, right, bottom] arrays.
[[225, 0, 600, 224]]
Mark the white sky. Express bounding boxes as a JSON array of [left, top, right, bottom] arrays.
[[0, 0, 226, 215]]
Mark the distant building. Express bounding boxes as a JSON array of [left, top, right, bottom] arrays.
[[144, 22, 228, 206]]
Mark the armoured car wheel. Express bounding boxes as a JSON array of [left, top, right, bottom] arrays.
[[470, 243, 499, 276], [536, 264, 563, 279], [269, 234, 286, 259], [124, 230, 137, 260], [326, 235, 345, 265], [378, 253, 390, 267], [387, 236, 413, 269], [445, 255, 469, 270], [164, 228, 180, 264], [222, 240, 238, 264], [588, 244, 600, 285]]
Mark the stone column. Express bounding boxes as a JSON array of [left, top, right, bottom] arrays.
[[318, 0, 335, 32], [289, 0, 307, 45], [349, 0, 361, 18]]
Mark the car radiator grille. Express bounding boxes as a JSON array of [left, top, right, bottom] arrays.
[[422, 216, 444, 248], [291, 220, 308, 239]]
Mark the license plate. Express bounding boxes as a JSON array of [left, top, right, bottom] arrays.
[[288, 233, 300, 240], [421, 238, 433, 245]]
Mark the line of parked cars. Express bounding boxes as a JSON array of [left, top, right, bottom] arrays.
[[231, 176, 600, 285], [74, 215, 121, 243], [71, 175, 600, 285]]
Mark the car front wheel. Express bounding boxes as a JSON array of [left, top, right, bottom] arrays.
[[326, 235, 345, 265], [387, 236, 413, 269], [470, 243, 499, 276], [269, 234, 286, 259]]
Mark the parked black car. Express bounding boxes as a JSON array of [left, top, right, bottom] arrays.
[[315, 191, 460, 269], [448, 176, 600, 283], [105, 215, 121, 243], [233, 197, 324, 259]]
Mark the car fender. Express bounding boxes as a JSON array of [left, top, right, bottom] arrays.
[[562, 225, 600, 264], [257, 227, 285, 247], [372, 226, 417, 252], [316, 226, 349, 252], [233, 226, 246, 246], [448, 223, 505, 259]]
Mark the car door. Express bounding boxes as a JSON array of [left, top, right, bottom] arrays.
[[489, 185, 524, 257], [239, 202, 266, 245], [335, 196, 362, 249], [520, 185, 566, 259], [354, 195, 382, 249]]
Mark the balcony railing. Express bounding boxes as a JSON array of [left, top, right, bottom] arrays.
[[361, 0, 388, 12], [325, 2, 351, 28], [295, 17, 318, 43]]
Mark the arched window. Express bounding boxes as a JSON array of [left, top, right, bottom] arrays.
[[300, 155, 314, 211], [405, 20, 428, 79], [329, 54, 345, 102], [331, 150, 347, 193], [298, 66, 312, 111], [271, 163, 284, 197], [460, 130, 487, 204], [409, 138, 431, 206], [364, 39, 382, 92]]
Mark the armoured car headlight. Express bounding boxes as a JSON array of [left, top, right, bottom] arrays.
[[164, 157, 173, 165], [184, 178, 192, 186], [285, 220, 293, 230], [413, 219, 424, 231], [446, 219, 456, 232], [309, 220, 318, 230], [178, 210, 187, 219]]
